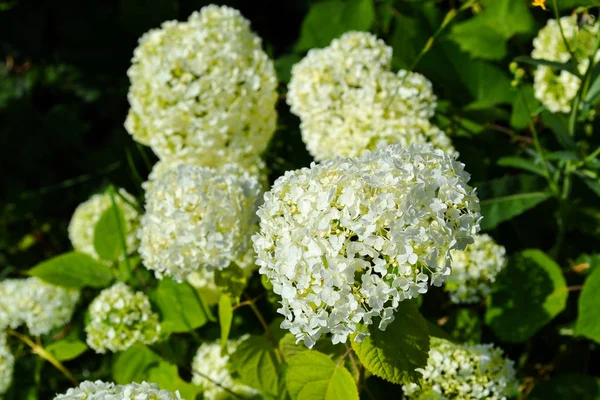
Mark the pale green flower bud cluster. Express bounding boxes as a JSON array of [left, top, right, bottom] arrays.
[[139, 163, 262, 281], [253, 144, 480, 347], [85, 283, 160, 353], [403, 338, 518, 399], [0, 278, 80, 335], [532, 15, 599, 113], [54, 380, 181, 399], [191, 337, 258, 400], [0, 332, 14, 395], [68, 189, 140, 260], [287, 31, 452, 161], [125, 5, 278, 168], [445, 234, 506, 304]]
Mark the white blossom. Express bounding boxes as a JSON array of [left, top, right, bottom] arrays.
[[85, 283, 160, 353], [54, 381, 181, 399], [191, 337, 258, 400], [253, 144, 480, 347], [68, 189, 140, 260], [402, 338, 519, 399], [532, 15, 600, 113], [287, 31, 449, 160], [0, 278, 80, 335], [139, 163, 262, 281], [0, 332, 14, 395], [445, 234, 506, 304], [125, 5, 278, 167]]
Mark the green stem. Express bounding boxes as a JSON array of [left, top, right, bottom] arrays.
[[551, 0, 577, 62], [585, 145, 600, 161], [8, 329, 79, 386], [245, 296, 284, 365], [107, 185, 131, 273]]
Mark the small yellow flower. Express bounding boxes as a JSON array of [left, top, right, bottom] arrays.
[[532, 0, 547, 10]]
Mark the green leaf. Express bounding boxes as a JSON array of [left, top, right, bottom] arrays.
[[529, 373, 600, 400], [275, 54, 301, 84], [93, 203, 125, 262], [28, 251, 113, 289], [497, 156, 546, 177], [46, 339, 88, 362], [477, 174, 552, 230], [514, 56, 581, 78], [214, 263, 248, 302], [576, 266, 600, 343], [219, 295, 233, 352], [511, 84, 540, 130], [151, 278, 208, 334], [485, 249, 568, 342], [147, 361, 203, 400], [449, 18, 507, 60], [295, 0, 375, 51], [541, 111, 578, 150], [575, 171, 600, 198], [230, 335, 281, 397], [462, 61, 515, 109], [445, 309, 482, 345], [351, 302, 429, 384], [285, 350, 359, 400], [112, 345, 161, 384]]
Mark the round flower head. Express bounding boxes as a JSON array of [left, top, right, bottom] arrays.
[[191, 337, 258, 400], [0, 278, 80, 335], [125, 5, 278, 167], [68, 189, 140, 260], [532, 15, 600, 113], [139, 163, 263, 281], [445, 234, 506, 304], [85, 282, 160, 353], [288, 31, 444, 161], [0, 332, 14, 395], [54, 381, 181, 399], [253, 144, 481, 347], [402, 338, 518, 399]]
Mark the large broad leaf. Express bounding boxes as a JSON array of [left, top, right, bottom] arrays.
[[147, 361, 203, 400], [295, 0, 375, 51], [485, 250, 568, 342], [285, 350, 359, 400], [218, 295, 233, 352], [576, 266, 600, 344], [529, 373, 600, 400], [112, 345, 161, 384], [28, 251, 113, 289], [230, 334, 281, 397], [351, 302, 429, 384], [511, 84, 540, 130], [93, 203, 126, 262], [541, 111, 578, 150], [477, 174, 552, 230], [46, 339, 88, 362], [151, 278, 209, 334]]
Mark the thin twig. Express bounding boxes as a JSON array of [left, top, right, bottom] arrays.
[[245, 295, 284, 364]]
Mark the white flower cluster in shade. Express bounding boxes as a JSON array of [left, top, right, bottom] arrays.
[[68, 189, 140, 260], [287, 31, 452, 161], [125, 4, 278, 167], [191, 337, 258, 400], [253, 144, 481, 347], [139, 163, 263, 281], [445, 234, 506, 304], [0, 332, 14, 395], [53, 381, 181, 399], [402, 338, 519, 400], [0, 278, 80, 335], [532, 15, 600, 113], [85, 283, 160, 353]]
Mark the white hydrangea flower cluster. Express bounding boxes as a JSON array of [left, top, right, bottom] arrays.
[[287, 31, 452, 161], [139, 163, 262, 281], [0, 332, 14, 395], [532, 15, 600, 113], [54, 380, 181, 399], [402, 338, 518, 400], [191, 337, 258, 400], [85, 283, 160, 353], [68, 189, 140, 260], [0, 278, 80, 335], [445, 234, 506, 304], [125, 5, 278, 167], [253, 144, 481, 347]]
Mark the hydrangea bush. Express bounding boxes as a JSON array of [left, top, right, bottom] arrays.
[[2, 1, 600, 399]]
